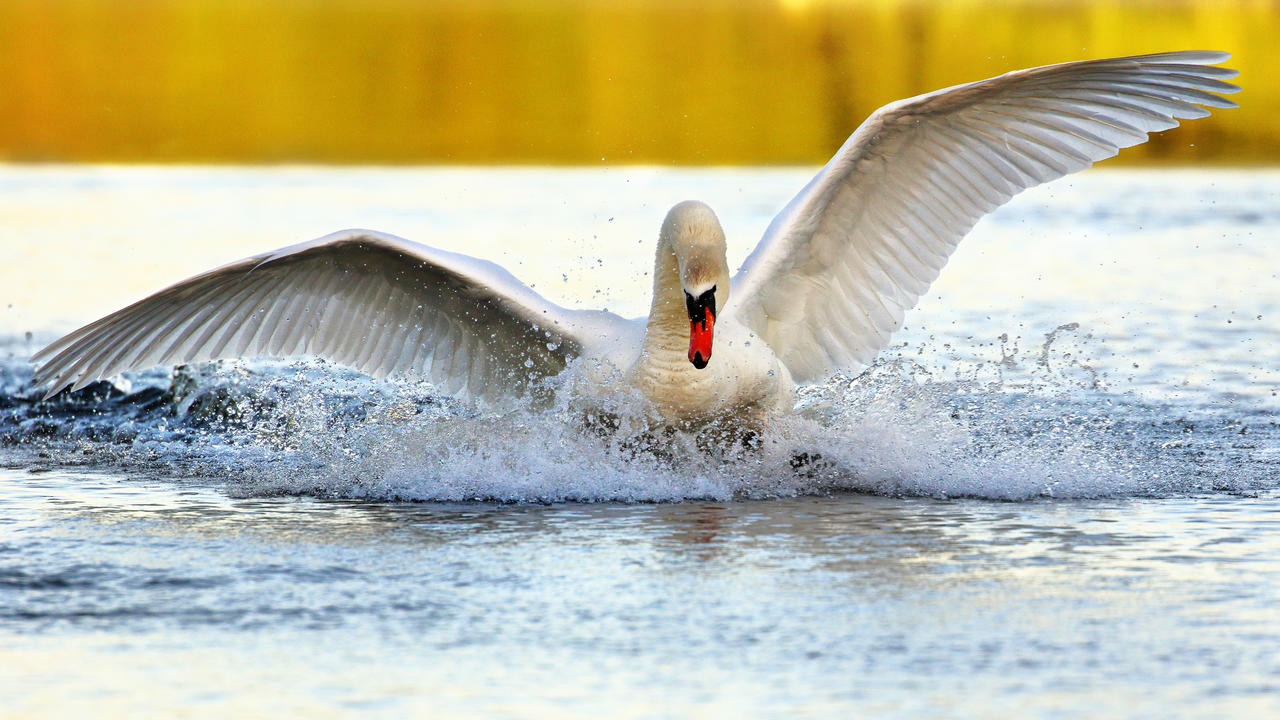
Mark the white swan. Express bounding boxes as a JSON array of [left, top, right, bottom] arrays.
[[32, 51, 1239, 425]]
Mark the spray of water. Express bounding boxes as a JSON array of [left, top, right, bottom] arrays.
[[1, 325, 1271, 502]]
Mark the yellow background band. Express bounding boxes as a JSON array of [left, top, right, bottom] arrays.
[[0, 0, 1271, 165]]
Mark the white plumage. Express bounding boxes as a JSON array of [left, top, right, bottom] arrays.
[[32, 51, 1239, 423], [727, 50, 1239, 382]]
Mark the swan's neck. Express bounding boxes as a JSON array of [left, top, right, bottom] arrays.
[[642, 238, 688, 356]]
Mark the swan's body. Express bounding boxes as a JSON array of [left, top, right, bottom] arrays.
[[621, 200, 796, 423], [32, 52, 1240, 425]]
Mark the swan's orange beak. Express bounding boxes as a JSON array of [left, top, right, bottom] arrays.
[[685, 287, 716, 370], [689, 309, 715, 369]]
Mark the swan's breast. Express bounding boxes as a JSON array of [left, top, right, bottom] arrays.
[[629, 320, 795, 423]]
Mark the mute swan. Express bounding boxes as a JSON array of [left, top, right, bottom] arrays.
[[32, 51, 1239, 425]]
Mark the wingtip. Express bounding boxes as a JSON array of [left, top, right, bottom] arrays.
[[32, 373, 64, 401], [28, 366, 52, 396], [1196, 50, 1232, 64], [30, 364, 79, 401], [1127, 50, 1233, 67], [29, 344, 56, 363], [1163, 50, 1233, 64]]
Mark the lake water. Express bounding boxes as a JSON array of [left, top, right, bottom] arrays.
[[1, 165, 1278, 717]]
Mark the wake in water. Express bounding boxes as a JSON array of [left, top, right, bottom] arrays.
[[1, 325, 1274, 502]]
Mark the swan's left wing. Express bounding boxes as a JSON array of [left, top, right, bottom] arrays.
[[726, 51, 1239, 383], [32, 229, 625, 403]]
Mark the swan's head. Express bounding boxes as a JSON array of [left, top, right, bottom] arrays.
[[660, 201, 730, 370]]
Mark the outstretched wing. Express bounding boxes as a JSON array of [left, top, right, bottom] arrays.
[[726, 51, 1239, 383], [32, 229, 625, 402]]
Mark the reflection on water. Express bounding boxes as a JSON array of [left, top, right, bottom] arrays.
[[3, 469, 1279, 717]]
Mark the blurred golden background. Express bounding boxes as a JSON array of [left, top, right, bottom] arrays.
[[0, 0, 1274, 165]]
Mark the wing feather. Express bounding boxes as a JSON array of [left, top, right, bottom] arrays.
[[262, 273, 313, 356], [32, 229, 627, 402], [728, 51, 1238, 382]]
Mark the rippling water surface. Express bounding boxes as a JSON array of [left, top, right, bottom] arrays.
[[2, 166, 1278, 717]]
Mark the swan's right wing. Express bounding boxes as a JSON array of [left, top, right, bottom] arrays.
[[727, 51, 1239, 383], [32, 229, 625, 402]]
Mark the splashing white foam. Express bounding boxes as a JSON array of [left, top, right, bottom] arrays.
[[6, 323, 1266, 503], [194, 354, 1204, 503]]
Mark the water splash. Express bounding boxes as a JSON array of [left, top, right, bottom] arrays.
[[3, 325, 1273, 502]]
